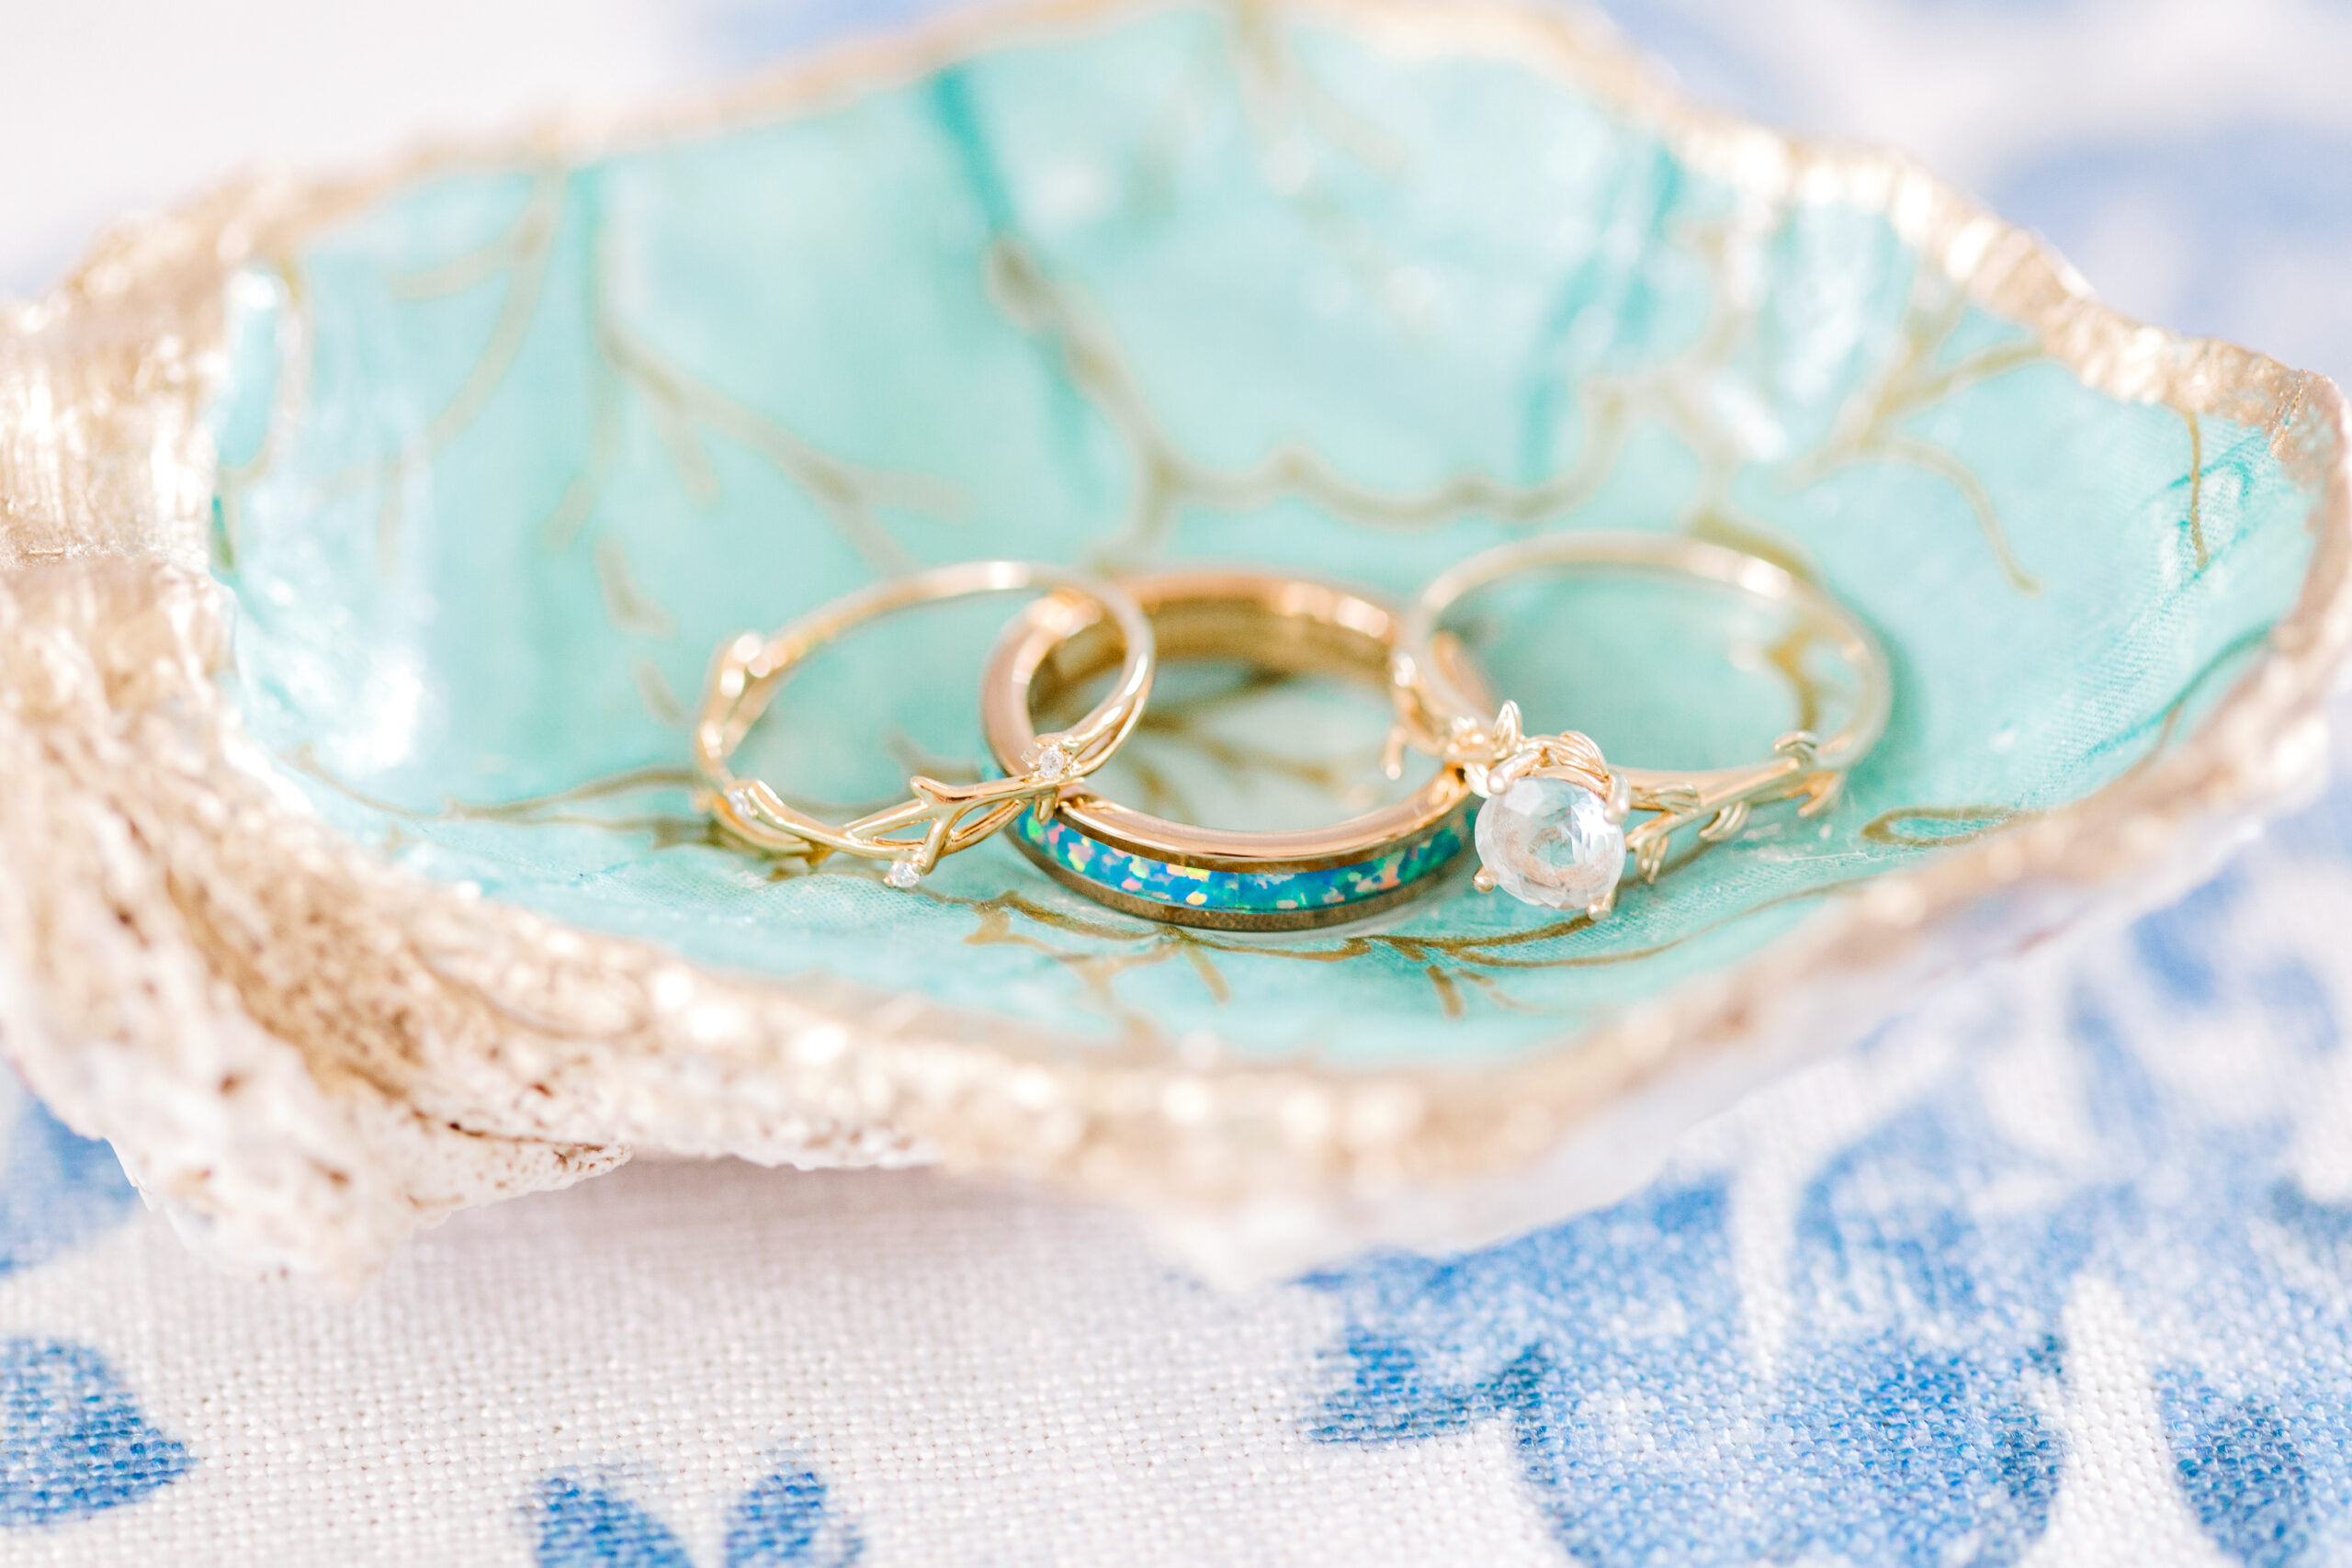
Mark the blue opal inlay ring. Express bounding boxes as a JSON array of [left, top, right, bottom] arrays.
[[981, 569, 1481, 931]]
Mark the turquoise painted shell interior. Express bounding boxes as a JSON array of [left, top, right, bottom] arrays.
[[209, 1, 2324, 1066]]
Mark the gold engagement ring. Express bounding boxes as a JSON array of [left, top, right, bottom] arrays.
[[1389, 532, 1892, 920]]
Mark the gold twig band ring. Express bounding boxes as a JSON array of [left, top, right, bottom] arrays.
[[982, 568, 1480, 931], [1393, 531, 1892, 919], [695, 560, 1156, 887]]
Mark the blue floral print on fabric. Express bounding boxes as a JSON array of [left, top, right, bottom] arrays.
[[1313, 1172, 2066, 1567], [0, 1091, 188, 1531], [534, 1476, 695, 1568], [2165, 1382, 2320, 1568], [534, 1461, 863, 1568], [1308, 856, 2352, 1568], [0, 1339, 191, 1528], [0, 1100, 137, 1275], [724, 1466, 864, 1568]]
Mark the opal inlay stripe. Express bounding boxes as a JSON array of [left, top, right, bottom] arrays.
[[1014, 808, 1466, 915]]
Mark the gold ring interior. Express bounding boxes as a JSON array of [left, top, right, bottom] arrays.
[[983, 569, 1479, 873]]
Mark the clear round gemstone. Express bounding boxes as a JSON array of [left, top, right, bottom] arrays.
[[884, 860, 922, 890], [1026, 743, 1070, 783], [1475, 775, 1626, 910]]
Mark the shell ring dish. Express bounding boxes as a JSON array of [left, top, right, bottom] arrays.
[[695, 534, 1890, 928]]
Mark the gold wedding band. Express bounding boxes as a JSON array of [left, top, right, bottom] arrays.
[[981, 568, 1481, 931]]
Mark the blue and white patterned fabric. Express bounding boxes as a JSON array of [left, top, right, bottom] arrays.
[[6, 0, 2351, 1562]]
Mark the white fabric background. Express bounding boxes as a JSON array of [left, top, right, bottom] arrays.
[[0, 1153, 1571, 1565]]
